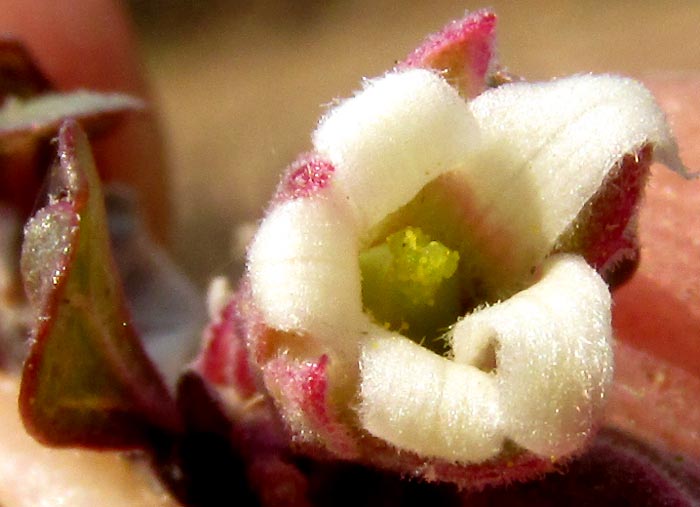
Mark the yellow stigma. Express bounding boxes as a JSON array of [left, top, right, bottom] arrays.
[[360, 226, 461, 349], [386, 227, 460, 305]]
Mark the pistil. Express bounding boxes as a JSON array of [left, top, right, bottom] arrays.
[[360, 226, 461, 348]]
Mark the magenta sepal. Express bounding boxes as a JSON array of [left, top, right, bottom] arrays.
[[400, 9, 497, 98]]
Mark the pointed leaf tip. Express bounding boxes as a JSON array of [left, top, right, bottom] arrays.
[[19, 120, 179, 449]]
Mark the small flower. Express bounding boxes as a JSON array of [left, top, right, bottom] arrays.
[[203, 11, 686, 487]]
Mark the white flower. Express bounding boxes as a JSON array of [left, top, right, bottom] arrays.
[[247, 68, 681, 463]]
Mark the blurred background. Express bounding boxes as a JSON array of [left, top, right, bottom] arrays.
[[124, 0, 700, 284]]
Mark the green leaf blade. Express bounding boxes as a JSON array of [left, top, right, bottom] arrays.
[[19, 119, 179, 449]]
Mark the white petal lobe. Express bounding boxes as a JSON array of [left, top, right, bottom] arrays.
[[247, 195, 364, 345], [469, 74, 681, 269], [245, 68, 655, 466], [359, 336, 504, 462], [452, 254, 613, 457], [313, 69, 480, 230]]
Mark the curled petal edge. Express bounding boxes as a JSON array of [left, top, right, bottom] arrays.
[[360, 254, 612, 462]]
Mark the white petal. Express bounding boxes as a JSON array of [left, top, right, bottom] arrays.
[[452, 254, 613, 457], [247, 195, 365, 347], [313, 69, 480, 231], [359, 335, 504, 462], [467, 74, 681, 275]]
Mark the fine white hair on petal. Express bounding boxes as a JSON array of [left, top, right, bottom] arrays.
[[468, 74, 682, 273], [359, 335, 504, 463], [313, 68, 480, 231], [452, 254, 613, 457], [247, 194, 365, 347]]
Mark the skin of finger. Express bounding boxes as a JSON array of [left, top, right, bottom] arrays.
[[0, 373, 179, 507], [613, 75, 700, 377], [0, 0, 170, 241]]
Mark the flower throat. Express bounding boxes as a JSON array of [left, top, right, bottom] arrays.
[[360, 226, 462, 352]]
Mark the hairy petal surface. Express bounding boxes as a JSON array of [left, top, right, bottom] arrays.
[[237, 14, 690, 490], [453, 254, 613, 457], [359, 336, 503, 462], [468, 74, 683, 284], [247, 195, 363, 350], [313, 69, 479, 231]]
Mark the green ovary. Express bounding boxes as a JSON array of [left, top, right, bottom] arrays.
[[360, 226, 462, 350]]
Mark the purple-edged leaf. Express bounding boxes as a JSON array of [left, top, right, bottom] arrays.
[[19, 119, 179, 449], [0, 37, 51, 101]]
